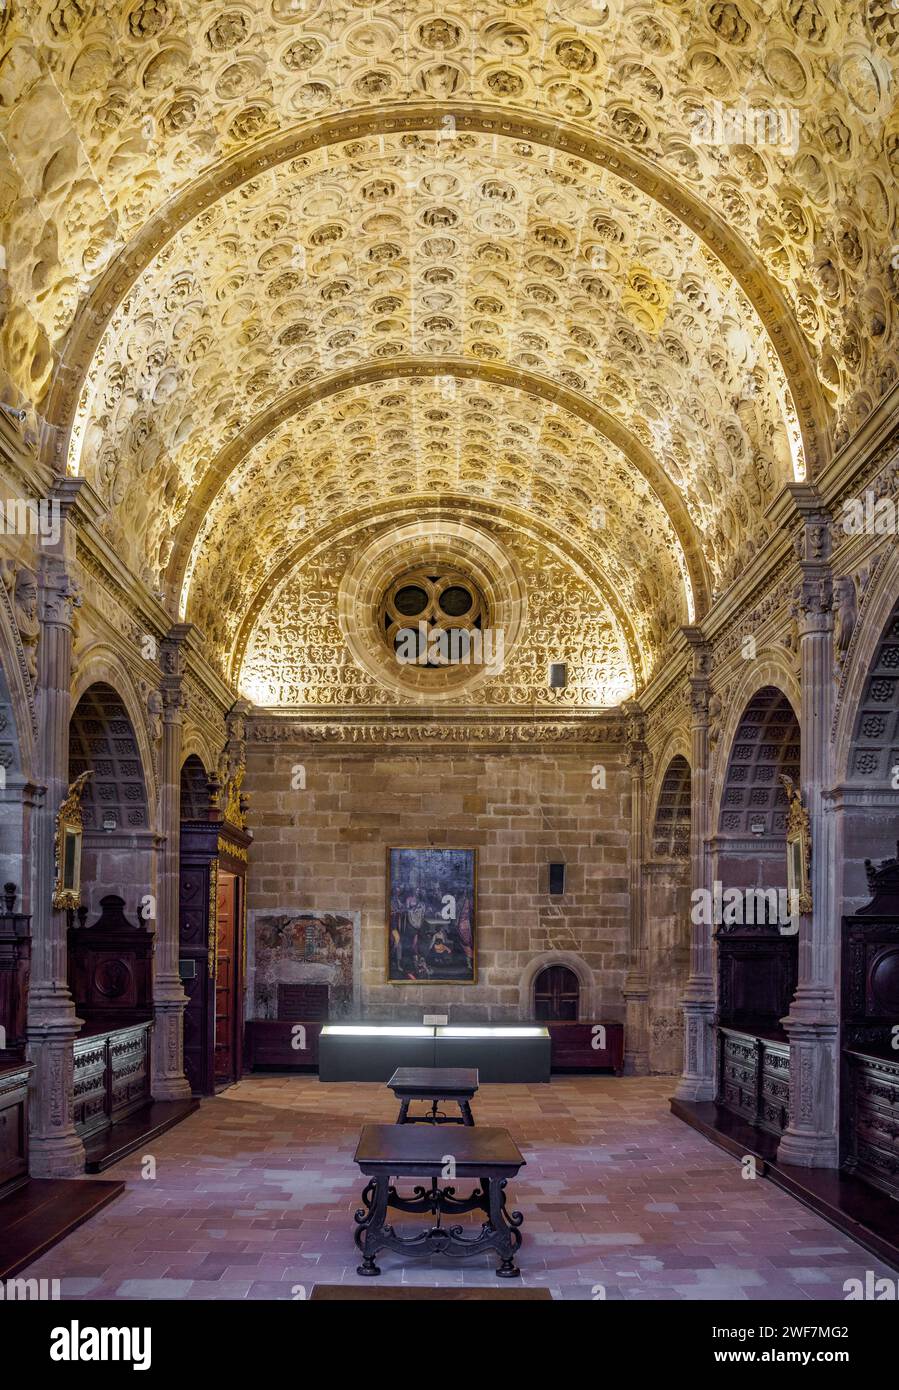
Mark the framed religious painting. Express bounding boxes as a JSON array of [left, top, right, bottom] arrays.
[[387, 847, 477, 984]]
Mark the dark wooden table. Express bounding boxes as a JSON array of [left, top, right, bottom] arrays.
[[387, 1065, 478, 1125], [353, 1123, 526, 1278]]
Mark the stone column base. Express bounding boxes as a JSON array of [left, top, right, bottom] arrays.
[[674, 995, 716, 1102], [151, 988, 192, 1102], [778, 1010, 839, 1169], [26, 1000, 85, 1178]]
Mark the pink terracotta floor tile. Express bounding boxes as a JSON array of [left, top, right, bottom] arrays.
[[20, 1075, 895, 1300]]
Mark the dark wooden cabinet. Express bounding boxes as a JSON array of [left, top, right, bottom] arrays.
[[546, 1021, 624, 1072], [844, 1049, 899, 1195], [244, 1020, 323, 1070], [759, 1039, 791, 1135], [719, 1028, 759, 1123], [0, 1061, 31, 1195], [0, 884, 30, 1058], [180, 818, 251, 1094], [68, 895, 153, 1025]]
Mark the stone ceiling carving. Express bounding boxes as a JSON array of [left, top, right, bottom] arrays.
[[1, 0, 897, 701], [183, 375, 691, 677], [239, 510, 635, 709], [71, 133, 795, 637]]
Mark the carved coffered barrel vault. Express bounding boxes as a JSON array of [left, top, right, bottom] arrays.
[[44, 102, 831, 475], [676, 628, 716, 1103], [165, 358, 714, 634], [778, 486, 840, 1168], [150, 624, 197, 1102], [26, 479, 87, 1177], [622, 700, 649, 1075]]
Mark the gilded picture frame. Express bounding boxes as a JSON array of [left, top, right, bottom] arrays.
[[52, 771, 92, 911], [780, 774, 812, 917], [387, 846, 477, 985]]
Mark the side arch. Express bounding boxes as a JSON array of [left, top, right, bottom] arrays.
[[518, 950, 596, 1022], [69, 645, 160, 824], [647, 731, 691, 844], [833, 544, 899, 785], [710, 653, 801, 833]]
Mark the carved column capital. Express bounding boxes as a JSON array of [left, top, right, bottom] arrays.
[[39, 560, 81, 630]]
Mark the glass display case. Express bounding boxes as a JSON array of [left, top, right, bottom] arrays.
[[318, 1023, 552, 1083]]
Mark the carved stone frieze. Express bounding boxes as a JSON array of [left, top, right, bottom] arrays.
[[249, 714, 629, 746]]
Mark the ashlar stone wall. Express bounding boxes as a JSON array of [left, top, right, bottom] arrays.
[[245, 739, 632, 1022]]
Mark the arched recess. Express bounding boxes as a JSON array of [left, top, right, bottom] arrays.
[[647, 752, 692, 1075], [834, 544, 899, 784], [518, 950, 595, 1022], [180, 729, 217, 785], [69, 647, 159, 816], [169, 358, 711, 627], [180, 754, 211, 822], [838, 590, 899, 915], [68, 681, 154, 921], [0, 647, 26, 908], [716, 686, 801, 848], [0, 571, 35, 790], [47, 103, 829, 482], [710, 655, 802, 829], [0, 576, 35, 906]]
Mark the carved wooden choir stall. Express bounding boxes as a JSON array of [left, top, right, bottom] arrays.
[[715, 917, 798, 1139], [0, 884, 31, 1197], [842, 843, 899, 1199], [179, 775, 252, 1095], [68, 895, 154, 1159]]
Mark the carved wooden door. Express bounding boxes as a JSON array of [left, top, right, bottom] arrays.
[[215, 873, 237, 1083]]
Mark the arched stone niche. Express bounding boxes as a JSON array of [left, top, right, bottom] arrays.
[[518, 950, 595, 1021], [68, 681, 154, 919], [839, 593, 899, 914]]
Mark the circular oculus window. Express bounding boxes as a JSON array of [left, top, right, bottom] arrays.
[[381, 566, 486, 667]]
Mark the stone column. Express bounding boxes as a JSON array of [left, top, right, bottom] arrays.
[[676, 628, 717, 1102], [622, 702, 649, 1074], [26, 481, 85, 1176], [149, 625, 194, 1101], [778, 487, 839, 1167]]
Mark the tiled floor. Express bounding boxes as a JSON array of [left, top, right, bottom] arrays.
[[23, 1075, 894, 1300]]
